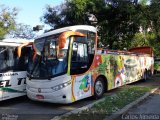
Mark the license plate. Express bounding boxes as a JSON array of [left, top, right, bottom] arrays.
[[36, 95, 44, 99]]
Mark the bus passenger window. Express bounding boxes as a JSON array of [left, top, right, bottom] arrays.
[[17, 47, 32, 71], [71, 41, 89, 75], [0, 47, 18, 72], [75, 30, 96, 68], [0, 47, 7, 72]]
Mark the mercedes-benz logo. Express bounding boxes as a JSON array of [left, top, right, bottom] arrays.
[[38, 88, 41, 93]]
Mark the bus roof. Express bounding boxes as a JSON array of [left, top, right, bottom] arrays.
[[0, 38, 34, 47], [36, 25, 97, 39]]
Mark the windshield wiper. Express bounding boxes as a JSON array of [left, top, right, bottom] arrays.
[[29, 55, 41, 79], [45, 56, 52, 80]]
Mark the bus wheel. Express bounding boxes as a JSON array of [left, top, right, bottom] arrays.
[[94, 77, 104, 99]]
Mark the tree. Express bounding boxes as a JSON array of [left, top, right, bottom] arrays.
[[0, 5, 18, 40], [41, 0, 91, 29], [130, 0, 151, 46], [42, 0, 159, 52], [130, 0, 160, 56], [149, 0, 160, 41], [42, 0, 142, 49], [98, 0, 141, 49], [7, 23, 35, 39]]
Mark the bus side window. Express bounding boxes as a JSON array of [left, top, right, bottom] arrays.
[[75, 30, 96, 69], [87, 32, 96, 67], [0, 47, 17, 72], [17, 47, 31, 71], [0, 47, 6, 72], [71, 41, 89, 75]]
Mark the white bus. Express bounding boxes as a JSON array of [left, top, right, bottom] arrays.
[[0, 38, 35, 101], [26, 25, 154, 104]]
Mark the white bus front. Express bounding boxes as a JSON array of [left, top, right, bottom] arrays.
[[26, 25, 97, 104], [26, 33, 74, 103]]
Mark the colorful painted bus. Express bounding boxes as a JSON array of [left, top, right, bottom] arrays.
[[26, 25, 154, 104], [0, 38, 35, 101]]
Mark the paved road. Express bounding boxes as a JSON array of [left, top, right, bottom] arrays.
[[0, 74, 160, 120], [0, 95, 97, 120]]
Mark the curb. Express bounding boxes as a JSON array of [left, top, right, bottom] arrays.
[[103, 87, 159, 120], [51, 87, 159, 120]]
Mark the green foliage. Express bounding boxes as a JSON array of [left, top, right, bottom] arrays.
[[154, 63, 159, 71], [41, 0, 105, 28], [0, 5, 18, 40], [42, 0, 140, 49], [131, 32, 160, 56], [42, 0, 160, 56], [149, 0, 160, 42], [139, 0, 148, 6], [131, 32, 150, 47]]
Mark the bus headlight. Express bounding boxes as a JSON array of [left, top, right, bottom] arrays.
[[51, 81, 71, 92]]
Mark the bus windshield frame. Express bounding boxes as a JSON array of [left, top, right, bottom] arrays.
[[30, 34, 69, 79]]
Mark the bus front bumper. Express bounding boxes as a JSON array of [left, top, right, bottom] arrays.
[[26, 80, 73, 104]]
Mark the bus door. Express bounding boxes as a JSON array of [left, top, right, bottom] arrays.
[[70, 38, 92, 101], [58, 31, 96, 101]]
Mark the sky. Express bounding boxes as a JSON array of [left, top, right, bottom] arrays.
[[0, 0, 64, 30]]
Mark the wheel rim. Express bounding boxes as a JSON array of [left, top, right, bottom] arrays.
[[95, 81, 103, 96]]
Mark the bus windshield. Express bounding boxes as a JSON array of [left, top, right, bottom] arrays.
[[30, 35, 69, 79]]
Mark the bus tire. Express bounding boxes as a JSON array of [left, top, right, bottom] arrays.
[[94, 77, 104, 99]]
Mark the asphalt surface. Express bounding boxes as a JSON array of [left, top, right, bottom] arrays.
[[0, 95, 97, 120], [0, 74, 160, 120]]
